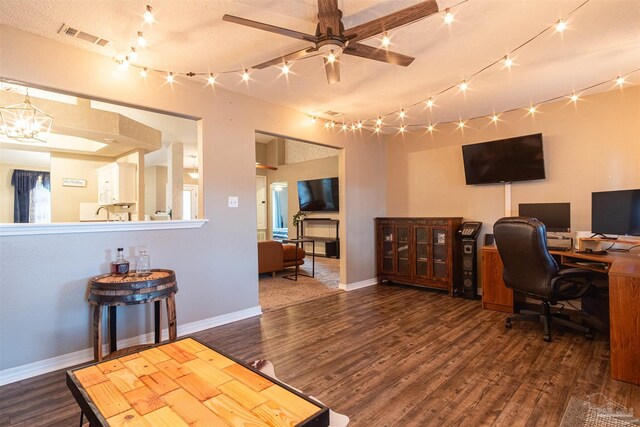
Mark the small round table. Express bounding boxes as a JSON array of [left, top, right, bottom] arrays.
[[89, 269, 178, 361]]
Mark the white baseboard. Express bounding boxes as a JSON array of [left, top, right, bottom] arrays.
[[339, 277, 378, 291], [0, 306, 262, 386]]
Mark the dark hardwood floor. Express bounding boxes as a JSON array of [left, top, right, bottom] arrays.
[[1, 285, 638, 426]]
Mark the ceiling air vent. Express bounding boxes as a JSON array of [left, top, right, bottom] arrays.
[[58, 23, 110, 47]]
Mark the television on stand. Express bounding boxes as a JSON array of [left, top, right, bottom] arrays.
[[297, 177, 339, 212], [462, 133, 546, 185]]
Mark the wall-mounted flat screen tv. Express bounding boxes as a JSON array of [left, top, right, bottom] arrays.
[[592, 189, 640, 236], [462, 133, 546, 185], [297, 177, 339, 212]]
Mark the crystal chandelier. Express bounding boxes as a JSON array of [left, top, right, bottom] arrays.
[[0, 90, 54, 143]]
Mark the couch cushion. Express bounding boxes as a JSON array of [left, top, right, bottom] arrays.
[[282, 244, 305, 262]]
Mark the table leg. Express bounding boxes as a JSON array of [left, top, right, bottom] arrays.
[[312, 240, 315, 278], [154, 300, 161, 344], [92, 305, 103, 362], [166, 295, 177, 341], [109, 306, 117, 353]]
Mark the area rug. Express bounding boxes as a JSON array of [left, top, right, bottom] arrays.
[[560, 395, 639, 426], [259, 257, 343, 311]]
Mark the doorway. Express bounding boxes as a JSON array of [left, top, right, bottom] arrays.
[[271, 182, 288, 239], [182, 185, 198, 219]]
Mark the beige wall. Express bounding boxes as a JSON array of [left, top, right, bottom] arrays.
[[145, 166, 168, 215], [0, 26, 386, 372], [386, 86, 640, 286], [0, 162, 50, 223], [50, 153, 111, 222]]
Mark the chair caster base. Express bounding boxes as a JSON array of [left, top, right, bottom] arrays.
[[544, 334, 551, 342], [505, 319, 512, 329]]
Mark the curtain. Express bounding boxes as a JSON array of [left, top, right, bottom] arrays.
[[11, 169, 51, 223]]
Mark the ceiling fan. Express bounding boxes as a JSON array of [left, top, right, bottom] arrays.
[[223, 0, 439, 84]]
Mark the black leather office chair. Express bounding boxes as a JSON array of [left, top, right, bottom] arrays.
[[493, 217, 594, 342]]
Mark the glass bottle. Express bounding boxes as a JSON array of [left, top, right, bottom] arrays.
[[135, 246, 151, 277], [111, 248, 130, 276]]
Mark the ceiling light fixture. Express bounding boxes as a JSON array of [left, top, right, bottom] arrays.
[[0, 89, 54, 143], [187, 155, 199, 179], [327, 50, 337, 64], [443, 8, 454, 25], [143, 5, 154, 24], [381, 33, 391, 48]]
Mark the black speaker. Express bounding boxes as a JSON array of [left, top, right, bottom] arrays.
[[325, 240, 340, 259], [484, 233, 495, 246], [461, 238, 479, 299]]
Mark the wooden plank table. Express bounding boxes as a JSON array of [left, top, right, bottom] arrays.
[[67, 337, 329, 426]]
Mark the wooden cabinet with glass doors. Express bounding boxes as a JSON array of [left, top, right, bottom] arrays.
[[376, 217, 462, 295]]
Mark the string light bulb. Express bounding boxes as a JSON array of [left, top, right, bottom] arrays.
[[398, 109, 405, 119], [376, 117, 383, 126], [427, 124, 435, 133], [399, 125, 406, 133], [341, 123, 347, 131], [444, 8, 454, 25], [324, 121, 330, 128], [350, 123, 356, 131], [140, 68, 148, 78], [381, 33, 391, 48], [457, 120, 466, 129], [459, 80, 469, 92], [207, 74, 216, 85], [374, 125, 381, 133], [242, 69, 250, 81], [528, 105, 537, 114], [425, 98, 434, 109], [555, 19, 567, 32], [166, 72, 174, 84], [327, 50, 337, 64], [330, 121, 335, 128], [118, 57, 130, 70], [137, 31, 147, 47], [357, 121, 363, 129], [503, 55, 513, 68], [310, 116, 317, 124], [282, 63, 290, 75], [129, 47, 138, 61], [616, 76, 626, 86], [569, 93, 579, 103], [143, 5, 154, 24], [490, 114, 500, 123]]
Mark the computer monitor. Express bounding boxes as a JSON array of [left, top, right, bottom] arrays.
[[592, 189, 640, 236], [518, 203, 571, 232]]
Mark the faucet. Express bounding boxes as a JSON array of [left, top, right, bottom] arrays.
[[95, 206, 110, 221]]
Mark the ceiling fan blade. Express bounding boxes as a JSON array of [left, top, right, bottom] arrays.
[[223, 14, 319, 43], [342, 0, 439, 44], [252, 47, 317, 69], [343, 43, 414, 66], [317, 0, 342, 36], [323, 57, 340, 84]]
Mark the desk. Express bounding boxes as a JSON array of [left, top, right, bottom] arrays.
[[89, 270, 178, 361], [282, 238, 315, 281], [481, 246, 640, 385], [66, 337, 329, 426]]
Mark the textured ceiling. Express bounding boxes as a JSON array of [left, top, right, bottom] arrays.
[[1, 0, 639, 127]]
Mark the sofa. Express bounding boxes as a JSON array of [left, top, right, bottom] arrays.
[[258, 240, 306, 276]]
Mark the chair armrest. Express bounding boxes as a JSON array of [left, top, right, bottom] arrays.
[[557, 268, 594, 278]]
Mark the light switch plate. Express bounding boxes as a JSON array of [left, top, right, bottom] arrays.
[[228, 196, 239, 208]]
